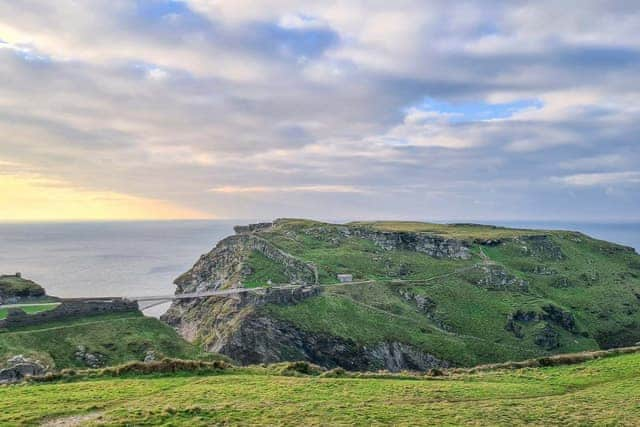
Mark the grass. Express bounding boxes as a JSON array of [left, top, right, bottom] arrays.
[[243, 250, 289, 288], [0, 303, 60, 320], [248, 219, 640, 366], [2, 351, 640, 425], [0, 275, 45, 298], [348, 220, 545, 240], [0, 312, 209, 369]]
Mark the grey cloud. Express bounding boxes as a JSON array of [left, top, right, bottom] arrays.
[[0, 1, 639, 220]]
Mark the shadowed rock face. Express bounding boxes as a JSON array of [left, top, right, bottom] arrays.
[[0, 355, 46, 384], [173, 235, 317, 294], [164, 286, 448, 372], [350, 228, 471, 260]]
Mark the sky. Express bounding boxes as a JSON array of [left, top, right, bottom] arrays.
[[0, 1, 639, 221]]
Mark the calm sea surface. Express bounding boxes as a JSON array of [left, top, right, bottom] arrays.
[[0, 220, 638, 303]]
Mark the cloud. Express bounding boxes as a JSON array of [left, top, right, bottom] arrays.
[[0, 1, 639, 220], [552, 172, 640, 187], [208, 184, 366, 194]]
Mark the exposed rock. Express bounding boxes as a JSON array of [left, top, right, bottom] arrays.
[[505, 310, 539, 338], [164, 285, 448, 372], [0, 355, 46, 384], [535, 324, 560, 350], [542, 304, 578, 333], [550, 276, 576, 288], [174, 235, 317, 294], [517, 236, 564, 261], [74, 346, 106, 368], [234, 222, 273, 234], [350, 227, 471, 260], [213, 313, 448, 372], [472, 265, 528, 291], [144, 350, 157, 363], [396, 288, 449, 330], [506, 305, 579, 339]]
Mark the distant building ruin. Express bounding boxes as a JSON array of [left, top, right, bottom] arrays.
[[337, 274, 353, 283]]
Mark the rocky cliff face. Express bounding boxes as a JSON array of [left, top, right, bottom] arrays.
[[349, 227, 471, 259], [163, 285, 448, 371], [162, 220, 464, 371], [173, 234, 317, 294]]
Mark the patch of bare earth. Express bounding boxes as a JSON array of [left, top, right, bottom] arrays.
[[40, 412, 102, 427]]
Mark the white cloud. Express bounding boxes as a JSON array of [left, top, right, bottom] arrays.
[[146, 67, 169, 81], [0, 1, 639, 220], [552, 172, 640, 187]]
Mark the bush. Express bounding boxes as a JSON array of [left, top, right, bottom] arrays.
[[320, 367, 349, 378], [278, 361, 324, 376]]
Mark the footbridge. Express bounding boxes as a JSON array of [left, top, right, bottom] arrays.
[[0, 264, 480, 313], [130, 264, 480, 311]]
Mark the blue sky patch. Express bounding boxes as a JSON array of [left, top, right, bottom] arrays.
[[414, 98, 543, 122]]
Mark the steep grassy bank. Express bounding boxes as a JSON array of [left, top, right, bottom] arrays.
[[2, 351, 640, 425]]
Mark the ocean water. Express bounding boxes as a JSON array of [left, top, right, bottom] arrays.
[[0, 220, 638, 305], [0, 220, 236, 300]]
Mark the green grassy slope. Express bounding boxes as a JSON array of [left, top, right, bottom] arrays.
[[0, 312, 207, 369], [2, 352, 640, 425], [254, 219, 640, 366], [0, 275, 46, 298]]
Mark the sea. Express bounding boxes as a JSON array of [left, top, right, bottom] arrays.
[[0, 220, 638, 315]]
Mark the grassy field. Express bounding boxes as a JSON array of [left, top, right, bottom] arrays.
[[348, 220, 543, 240], [2, 352, 640, 425], [0, 303, 60, 320], [0, 312, 209, 368]]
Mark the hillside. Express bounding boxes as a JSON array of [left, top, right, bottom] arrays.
[[163, 219, 640, 370], [0, 312, 211, 370], [1, 350, 640, 425], [0, 274, 46, 303]]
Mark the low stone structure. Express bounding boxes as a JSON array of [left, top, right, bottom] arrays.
[[337, 274, 353, 283], [0, 298, 139, 329], [234, 222, 273, 234]]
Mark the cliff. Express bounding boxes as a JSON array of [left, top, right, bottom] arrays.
[[163, 219, 640, 371]]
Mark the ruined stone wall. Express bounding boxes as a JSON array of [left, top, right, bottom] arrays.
[[233, 222, 273, 234], [0, 298, 139, 329]]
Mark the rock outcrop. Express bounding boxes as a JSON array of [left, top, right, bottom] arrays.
[[349, 227, 471, 260], [166, 292, 447, 372], [0, 355, 46, 384], [173, 235, 317, 294]]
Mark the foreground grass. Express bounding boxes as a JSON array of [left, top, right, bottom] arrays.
[[2, 352, 640, 426]]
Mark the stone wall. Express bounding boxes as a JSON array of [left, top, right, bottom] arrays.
[[0, 298, 139, 329], [234, 222, 273, 234]]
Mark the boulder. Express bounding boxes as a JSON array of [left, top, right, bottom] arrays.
[[0, 355, 47, 384]]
